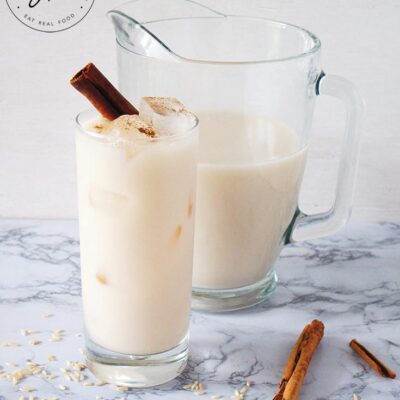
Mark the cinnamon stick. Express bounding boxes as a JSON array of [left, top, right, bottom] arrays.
[[273, 320, 324, 400], [70, 63, 138, 120], [349, 339, 396, 379]]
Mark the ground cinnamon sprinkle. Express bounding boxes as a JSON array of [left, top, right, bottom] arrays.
[[174, 224, 182, 239], [187, 198, 193, 218], [96, 273, 107, 285]]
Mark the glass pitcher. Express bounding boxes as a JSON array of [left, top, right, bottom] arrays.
[[109, 0, 364, 312]]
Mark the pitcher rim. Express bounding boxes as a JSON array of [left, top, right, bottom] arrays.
[[110, 13, 321, 65]]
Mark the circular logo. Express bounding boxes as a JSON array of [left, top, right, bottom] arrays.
[[6, 0, 95, 33]]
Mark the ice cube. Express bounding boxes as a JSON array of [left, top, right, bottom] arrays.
[[110, 115, 156, 138], [89, 187, 130, 215], [140, 97, 196, 135]]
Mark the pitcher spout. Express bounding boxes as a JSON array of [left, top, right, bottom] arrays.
[[107, 10, 176, 60]]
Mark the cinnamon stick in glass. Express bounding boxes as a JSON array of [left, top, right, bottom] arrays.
[[70, 63, 138, 120]]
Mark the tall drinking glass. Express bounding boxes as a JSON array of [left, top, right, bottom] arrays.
[[75, 109, 199, 386]]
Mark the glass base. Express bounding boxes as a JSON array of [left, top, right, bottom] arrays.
[[85, 336, 188, 388], [191, 269, 278, 312]]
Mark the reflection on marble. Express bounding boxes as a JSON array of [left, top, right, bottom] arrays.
[[0, 220, 399, 399]]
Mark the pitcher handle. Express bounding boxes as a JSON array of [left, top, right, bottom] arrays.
[[286, 72, 365, 243]]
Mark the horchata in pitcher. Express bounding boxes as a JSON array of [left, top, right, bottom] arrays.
[[109, 0, 364, 312]]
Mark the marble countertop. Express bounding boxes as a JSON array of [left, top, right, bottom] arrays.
[[0, 220, 399, 400]]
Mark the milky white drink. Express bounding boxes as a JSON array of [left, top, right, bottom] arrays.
[[76, 98, 198, 355], [193, 112, 307, 289]]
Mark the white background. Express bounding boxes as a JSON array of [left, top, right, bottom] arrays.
[[0, 0, 399, 220]]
